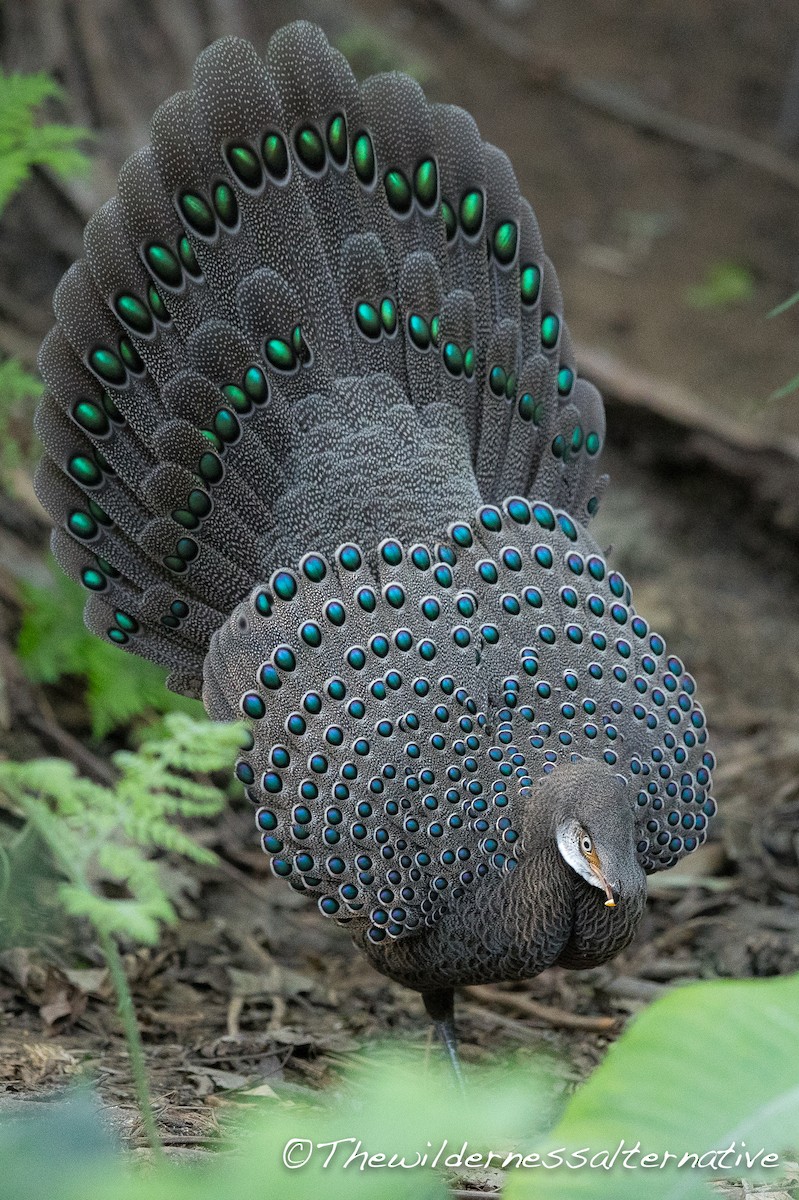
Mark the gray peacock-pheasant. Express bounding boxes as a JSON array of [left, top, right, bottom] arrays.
[[34, 20, 716, 1071]]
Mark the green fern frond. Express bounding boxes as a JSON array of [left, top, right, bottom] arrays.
[[17, 567, 205, 738], [0, 713, 244, 946], [0, 69, 91, 213], [0, 358, 43, 483]]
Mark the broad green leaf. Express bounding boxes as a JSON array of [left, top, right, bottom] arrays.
[[506, 972, 799, 1199]]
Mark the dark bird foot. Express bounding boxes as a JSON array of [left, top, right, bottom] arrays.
[[423, 988, 465, 1090]]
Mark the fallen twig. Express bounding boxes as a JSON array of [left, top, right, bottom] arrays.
[[462, 984, 617, 1032]]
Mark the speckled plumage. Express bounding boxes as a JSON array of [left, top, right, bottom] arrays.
[[35, 22, 715, 1013]]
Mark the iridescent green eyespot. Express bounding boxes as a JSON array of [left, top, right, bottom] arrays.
[[459, 189, 484, 236], [294, 126, 326, 173], [72, 399, 110, 437], [178, 236, 201, 279], [81, 567, 106, 592], [118, 337, 144, 375], [429, 315, 440, 346], [114, 294, 153, 336], [442, 342, 464, 376], [380, 298, 397, 335], [172, 506, 198, 530], [541, 313, 560, 350], [303, 554, 327, 582], [114, 610, 139, 633], [414, 158, 437, 209], [327, 114, 347, 166], [493, 220, 518, 265], [226, 143, 263, 189], [384, 169, 412, 214], [213, 182, 238, 228], [463, 347, 475, 378], [213, 408, 240, 443], [489, 365, 506, 396], [145, 243, 182, 288], [89, 347, 126, 386], [265, 338, 296, 371], [147, 285, 169, 324], [518, 392, 534, 421], [353, 131, 375, 185], [520, 263, 541, 305], [222, 384, 250, 414], [186, 489, 211, 518], [408, 314, 431, 351], [244, 366, 268, 402], [179, 191, 216, 238], [263, 131, 289, 180], [95, 554, 118, 577], [292, 325, 311, 364], [89, 499, 112, 525], [173, 537, 198, 562], [198, 452, 223, 483], [355, 302, 381, 339], [68, 510, 98, 540], [557, 366, 574, 396]]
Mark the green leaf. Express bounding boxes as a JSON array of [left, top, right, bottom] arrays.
[[769, 371, 799, 402], [506, 972, 799, 1199], [767, 290, 799, 319], [17, 567, 204, 738], [0, 357, 43, 485], [0, 69, 91, 213], [684, 262, 755, 310]]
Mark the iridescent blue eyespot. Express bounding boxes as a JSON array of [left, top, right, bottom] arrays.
[[272, 570, 297, 600], [302, 555, 327, 582], [274, 646, 296, 671], [338, 544, 362, 571], [325, 601, 346, 626], [260, 664, 281, 690], [242, 692, 265, 719], [532, 503, 555, 530], [506, 498, 530, 524]]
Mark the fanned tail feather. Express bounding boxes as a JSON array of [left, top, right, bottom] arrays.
[[35, 22, 605, 698]]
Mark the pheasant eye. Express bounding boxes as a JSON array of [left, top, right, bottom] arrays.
[[580, 834, 593, 856]]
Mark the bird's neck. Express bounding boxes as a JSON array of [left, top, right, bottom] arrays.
[[354, 841, 645, 991]]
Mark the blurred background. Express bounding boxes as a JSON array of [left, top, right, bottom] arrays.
[[1, 0, 799, 1150]]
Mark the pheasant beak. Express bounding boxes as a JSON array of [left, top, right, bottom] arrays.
[[600, 877, 618, 908], [585, 847, 619, 908]]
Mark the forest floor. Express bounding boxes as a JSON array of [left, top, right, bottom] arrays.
[[0, 0, 798, 1192]]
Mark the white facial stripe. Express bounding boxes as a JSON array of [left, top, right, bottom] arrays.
[[556, 825, 604, 890]]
